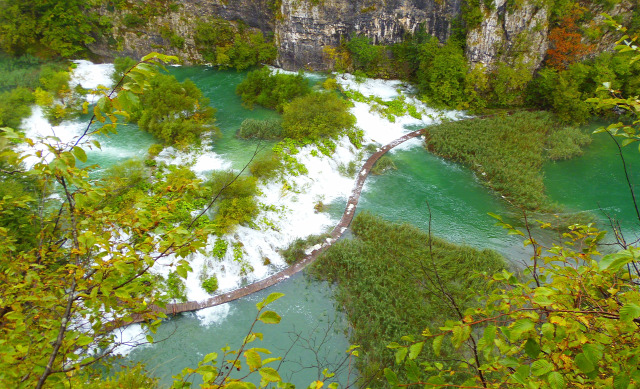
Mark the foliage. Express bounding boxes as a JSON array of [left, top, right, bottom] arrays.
[[0, 53, 48, 91], [77, 363, 159, 388], [0, 53, 220, 388], [546, 126, 592, 160], [424, 112, 585, 211], [132, 73, 217, 148], [236, 66, 310, 112], [546, 6, 594, 70], [415, 38, 470, 110], [34, 64, 86, 125], [0, 87, 35, 128], [249, 151, 283, 181], [194, 18, 277, 70], [0, 0, 105, 58], [206, 170, 260, 234], [165, 271, 188, 302], [371, 155, 396, 175], [237, 118, 283, 140], [312, 212, 505, 388], [201, 275, 219, 294], [282, 233, 331, 265], [111, 56, 138, 86], [281, 92, 356, 141], [390, 217, 640, 388]]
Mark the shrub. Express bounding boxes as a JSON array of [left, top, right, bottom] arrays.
[[546, 126, 592, 160], [201, 275, 219, 293], [281, 233, 330, 265], [236, 66, 310, 112], [0, 87, 34, 128], [311, 212, 505, 387], [371, 155, 396, 175], [237, 118, 283, 140], [249, 151, 282, 180], [165, 271, 187, 302], [194, 18, 276, 70], [111, 56, 138, 85], [123, 13, 146, 28], [281, 92, 356, 141], [134, 74, 217, 148], [147, 143, 164, 157], [206, 171, 260, 233], [424, 111, 557, 211]]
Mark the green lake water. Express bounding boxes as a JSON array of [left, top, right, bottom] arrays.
[[98, 68, 640, 387]]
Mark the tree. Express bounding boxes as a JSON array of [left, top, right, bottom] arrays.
[[0, 53, 220, 388]]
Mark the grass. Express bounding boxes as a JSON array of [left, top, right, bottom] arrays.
[[424, 111, 590, 211], [311, 212, 505, 388]]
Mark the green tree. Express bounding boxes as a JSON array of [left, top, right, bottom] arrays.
[[0, 53, 221, 388], [0, 0, 102, 58], [281, 92, 356, 141], [133, 73, 217, 148]]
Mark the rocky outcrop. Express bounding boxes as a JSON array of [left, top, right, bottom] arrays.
[[88, 0, 635, 72], [465, 0, 548, 71], [275, 0, 461, 70], [89, 0, 274, 64]]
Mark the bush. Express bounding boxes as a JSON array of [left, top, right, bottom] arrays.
[[134, 74, 217, 148], [201, 275, 219, 294], [165, 271, 187, 302], [111, 56, 138, 86], [281, 233, 330, 265], [546, 126, 592, 160], [194, 18, 276, 70], [236, 66, 310, 112], [371, 155, 396, 175], [237, 118, 283, 140], [249, 151, 282, 180], [425, 111, 557, 211], [147, 143, 164, 157], [123, 13, 146, 28], [0, 87, 34, 128], [281, 92, 356, 141], [206, 171, 260, 233]]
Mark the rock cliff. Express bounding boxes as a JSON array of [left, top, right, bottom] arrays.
[[89, 0, 634, 72]]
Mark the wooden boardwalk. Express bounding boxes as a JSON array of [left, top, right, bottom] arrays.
[[127, 129, 425, 325]]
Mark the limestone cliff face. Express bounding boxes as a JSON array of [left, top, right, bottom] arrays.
[[274, 0, 461, 70], [465, 0, 548, 71], [89, 0, 634, 72], [90, 0, 274, 64]]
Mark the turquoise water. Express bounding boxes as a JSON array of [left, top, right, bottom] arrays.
[[544, 123, 640, 238], [126, 274, 353, 387]]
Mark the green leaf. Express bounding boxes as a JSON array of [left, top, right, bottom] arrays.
[[258, 367, 281, 382], [72, 146, 87, 163], [225, 382, 249, 389], [511, 319, 535, 336], [76, 335, 93, 346], [408, 341, 424, 360], [256, 292, 285, 310], [524, 338, 541, 358], [511, 365, 530, 385], [244, 349, 262, 371], [547, 371, 565, 389], [258, 310, 281, 324], [575, 353, 595, 373], [405, 359, 420, 382], [532, 359, 553, 376], [176, 264, 188, 279], [599, 251, 634, 271], [383, 368, 399, 386], [619, 303, 640, 322], [203, 352, 218, 363], [395, 347, 408, 364], [582, 343, 604, 365], [452, 324, 471, 349], [433, 335, 444, 356], [614, 373, 631, 389], [146, 335, 154, 344]]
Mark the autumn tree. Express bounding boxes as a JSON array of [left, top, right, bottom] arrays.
[[546, 6, 594, 70]]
